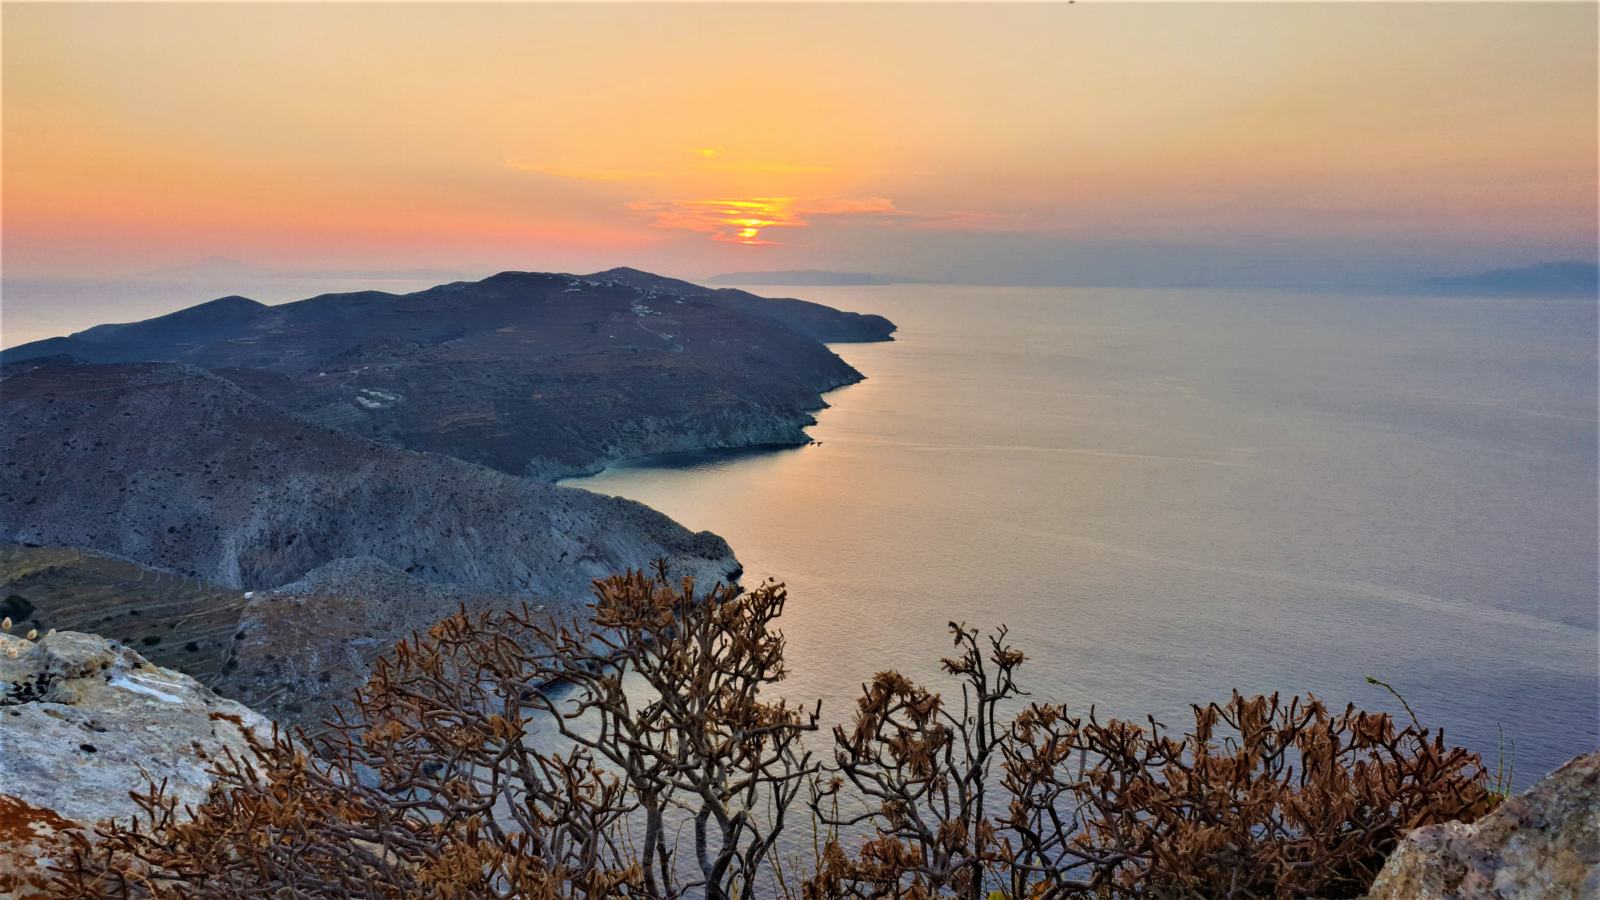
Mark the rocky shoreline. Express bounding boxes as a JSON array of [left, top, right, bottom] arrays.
[[547, 373, 856, 481]]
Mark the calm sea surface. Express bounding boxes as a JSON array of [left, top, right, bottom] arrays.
[[567, 285, 1598, 786]]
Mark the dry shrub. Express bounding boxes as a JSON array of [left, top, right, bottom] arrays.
[[56, 565, 815, 900], [807, 623, 1497, 899], [52, 577, 1494, 899]]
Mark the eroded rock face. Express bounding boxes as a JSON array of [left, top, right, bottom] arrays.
[[0, 631, 269, 898], [1367, 751, 1600, 899]]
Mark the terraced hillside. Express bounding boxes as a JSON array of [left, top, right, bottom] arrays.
[[0, 544, 244, 684]]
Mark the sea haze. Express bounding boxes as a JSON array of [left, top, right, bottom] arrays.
[[568, 284, 1599, 786]]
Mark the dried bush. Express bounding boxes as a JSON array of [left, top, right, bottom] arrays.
[[53, 576, 1495, 900], [806, 625, 1024, 899], [57, 565, 816, 900], [807, 624, 1497, 899]]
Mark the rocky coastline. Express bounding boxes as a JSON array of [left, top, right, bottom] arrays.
[[0, 268, 892, 731]]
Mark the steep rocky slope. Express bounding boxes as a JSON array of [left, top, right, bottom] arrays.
[[1, 269, 895, 478], [0, 362, 737, 596], [0, 546, 547, 730]]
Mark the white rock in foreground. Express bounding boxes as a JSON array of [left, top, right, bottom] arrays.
[[0, 630, 269, 898], [1367, 751, 1599, 899]]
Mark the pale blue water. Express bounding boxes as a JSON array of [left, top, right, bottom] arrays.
[[568, 285, 1598, 787]]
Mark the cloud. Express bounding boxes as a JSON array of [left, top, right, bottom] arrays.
[[629, 196, 900, 244], [705, 160, 838, 175], [626, 195, 1068, 244]]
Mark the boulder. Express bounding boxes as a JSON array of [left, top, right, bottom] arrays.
[[0, 630, 269, 898], [1367, 751, 1599, 899]]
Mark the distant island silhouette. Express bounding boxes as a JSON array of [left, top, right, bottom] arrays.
[[1419, 260, 1598, 296]]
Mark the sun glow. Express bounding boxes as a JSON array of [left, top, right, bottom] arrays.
[[630, 197, 801, 245], [626, 196, 905, 246]]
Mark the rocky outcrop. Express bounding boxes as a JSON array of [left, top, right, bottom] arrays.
[[0, 631, 269, 898], [0, 363, 738, 595], [1367, 752, 1599, 899]]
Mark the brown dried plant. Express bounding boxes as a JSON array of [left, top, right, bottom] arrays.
[[806, 624, 1025, 900], [57, 564, 817, 900], [806, 625, 1497, 900], [515, 564, 821, 899], [53, 576, 1494, 900]]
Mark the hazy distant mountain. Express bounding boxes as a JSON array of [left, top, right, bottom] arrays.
[[707, 269, 899, 286], [1419, 261, 1599, 297], [140, 256, 277, 281]]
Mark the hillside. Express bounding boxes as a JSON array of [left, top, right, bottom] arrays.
[[1, 269, 895, 478], [0, 268, 894, 727], [0, 362, 736, 597], [589, 266, 897, 343]]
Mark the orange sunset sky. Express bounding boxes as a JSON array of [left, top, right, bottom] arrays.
[[2, 2, 1596, 290]]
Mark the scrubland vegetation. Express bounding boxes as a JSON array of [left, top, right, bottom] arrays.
[[57, 566, 1496, 899]]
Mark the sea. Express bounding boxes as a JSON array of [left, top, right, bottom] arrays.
[[565, 284, 1599, 788]]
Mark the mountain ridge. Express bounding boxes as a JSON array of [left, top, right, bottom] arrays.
[[0, 268, 893, 716], [3, 268, 896, 479]]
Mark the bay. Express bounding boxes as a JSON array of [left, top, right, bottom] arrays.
[[567, 284, 1599, 786]]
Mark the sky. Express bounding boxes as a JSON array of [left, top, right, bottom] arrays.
[[2, 1, 1596, 302]]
